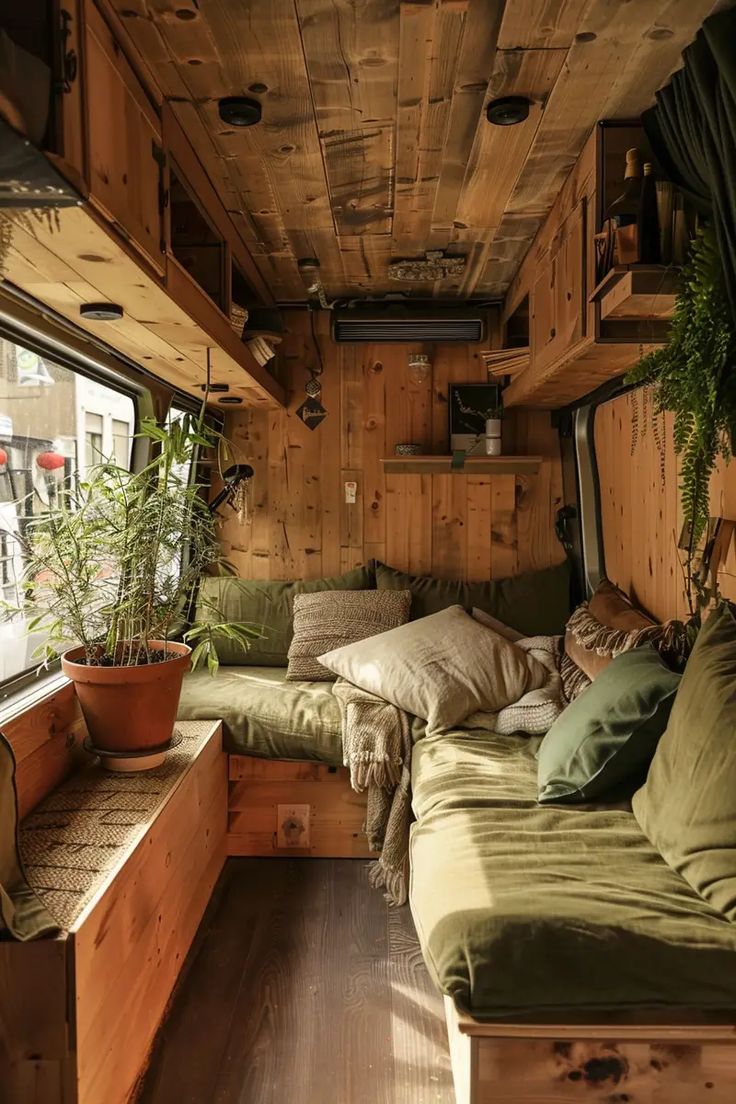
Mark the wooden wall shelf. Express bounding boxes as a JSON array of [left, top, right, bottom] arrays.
[[380, 455, 542, 475], [503, 336, 659, 409], [592, 265, 679, 321]]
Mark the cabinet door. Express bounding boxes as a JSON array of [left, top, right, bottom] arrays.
[[49, 0, 86, 187], [531, 199, 586, 372], [84, 2, 163, 274]]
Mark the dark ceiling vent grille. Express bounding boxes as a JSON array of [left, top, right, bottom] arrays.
[[332, 309, 486, 344]]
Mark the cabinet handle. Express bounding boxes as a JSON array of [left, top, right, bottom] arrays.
[[57, 9, 78, 94]]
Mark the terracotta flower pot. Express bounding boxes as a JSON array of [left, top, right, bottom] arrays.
[[61, 641, 191, 754]]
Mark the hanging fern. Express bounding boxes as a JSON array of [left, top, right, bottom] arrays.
[[626, 225, 736, 547]]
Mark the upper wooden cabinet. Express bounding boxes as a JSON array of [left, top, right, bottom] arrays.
[[84, 2, 164, 274], [530, 199, 586, 377], [502, 122, 670, 409]]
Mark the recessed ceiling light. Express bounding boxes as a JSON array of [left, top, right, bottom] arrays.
[[218, 97, 262, 127], [199, 383, 230, 393], [79, 302, 124, 321], [486, 96, 531, 126], [218, 395, 243, 405]]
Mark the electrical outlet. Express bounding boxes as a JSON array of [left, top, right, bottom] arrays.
[[344, 480, 357, 504], [277, 804, 311, 849]]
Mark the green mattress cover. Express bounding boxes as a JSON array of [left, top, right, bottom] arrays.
[[410, 731, 736, 1021], [177, 666, 343, 765]]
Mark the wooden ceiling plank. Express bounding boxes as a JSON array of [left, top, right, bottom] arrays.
[[141, 0, 339, 294], [474, 0, 717, 297], [392, 1, 468, 256], [295, 0, 399, 238], [505, 0, 717, 218], [429, 0, 506, 236], [455, 48, 566, 234], [496, 0, 591, 48]]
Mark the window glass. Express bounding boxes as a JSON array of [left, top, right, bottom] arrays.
[[0, 336, 136, 692]]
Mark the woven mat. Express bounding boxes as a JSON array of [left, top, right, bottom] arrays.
[[19, 721, 215, 932]]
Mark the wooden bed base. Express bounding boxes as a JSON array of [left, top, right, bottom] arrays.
[[227, 755, 372, 858], [445, 998, 736, 1104]]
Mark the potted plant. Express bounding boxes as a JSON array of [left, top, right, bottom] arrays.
[[2, 411, 259, 761]]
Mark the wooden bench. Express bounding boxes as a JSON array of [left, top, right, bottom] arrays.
[[226, 755, 371, 858], [0, 719, 226, 1104], [444, 998, 736, 1104]]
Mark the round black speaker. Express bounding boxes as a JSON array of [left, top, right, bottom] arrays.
[[218, 97, 262, 127], [486, 96, 531, 126]]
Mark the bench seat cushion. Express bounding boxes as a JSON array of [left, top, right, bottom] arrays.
[[177, 667, 343, 765], [410, 731, 736, 1021]]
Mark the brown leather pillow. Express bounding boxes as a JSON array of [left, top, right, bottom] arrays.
[[562, 579, 687, 700]]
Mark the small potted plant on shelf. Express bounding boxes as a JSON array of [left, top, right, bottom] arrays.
[[1, 411, 260, 767]]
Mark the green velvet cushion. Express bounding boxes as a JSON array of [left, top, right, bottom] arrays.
[[537, 645, 680, 804], [376, 559, 570, 636], [177, 666, 343, 764], [633, 602, 736, 921], [410, 730, 736, 1020], [195, 564, 375, 666]]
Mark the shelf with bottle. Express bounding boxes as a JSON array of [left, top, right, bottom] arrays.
[[595, 143, 691, 287]]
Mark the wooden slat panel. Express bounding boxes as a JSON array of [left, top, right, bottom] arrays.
[[218, 310, 564, 582], [296, 0, 398, 238], [2, 682, 87, 819]]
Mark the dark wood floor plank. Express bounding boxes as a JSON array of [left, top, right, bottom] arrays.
[[138, 858, 453, 1104], [389, 905, 454, 1104]]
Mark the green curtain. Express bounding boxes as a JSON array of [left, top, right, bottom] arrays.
[[643, 7, 736, 322]]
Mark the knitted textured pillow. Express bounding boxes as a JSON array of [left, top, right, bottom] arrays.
[[287, 589, 411, 682]]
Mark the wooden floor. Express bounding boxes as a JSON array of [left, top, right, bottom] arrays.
[[136, 858, 454, 1104]]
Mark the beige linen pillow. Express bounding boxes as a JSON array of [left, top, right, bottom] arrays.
[[471, 607, 523, 642], [319, 605, 546, 731], [287, 589, 411, 681]]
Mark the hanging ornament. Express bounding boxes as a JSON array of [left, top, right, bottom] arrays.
[[304, 373, 322, 398], [36, 450, 65, 471], [296, 397, 327, 430]]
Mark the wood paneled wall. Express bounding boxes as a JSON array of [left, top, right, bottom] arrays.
[[217, 311, 565, 582], [595, 388, 736, 622]]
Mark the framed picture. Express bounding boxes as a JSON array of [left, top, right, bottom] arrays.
[[448, 383, 502, 454]]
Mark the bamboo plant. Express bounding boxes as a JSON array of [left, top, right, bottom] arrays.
[[1, 412, 261, 674]]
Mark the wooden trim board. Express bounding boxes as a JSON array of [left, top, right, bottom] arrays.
[[444, 998, 736, 1104], [227, 755, 372, 859], [0, 721, 226, 1104]]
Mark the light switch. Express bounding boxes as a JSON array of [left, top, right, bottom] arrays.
[[344, 480, 357, 504]]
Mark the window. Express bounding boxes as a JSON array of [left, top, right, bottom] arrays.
[[0, 334, 137, 694], [85, 412, 103, 469], [112, 418, 131, 469]]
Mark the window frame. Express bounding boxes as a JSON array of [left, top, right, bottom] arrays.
[[0, 317, 151, 703]]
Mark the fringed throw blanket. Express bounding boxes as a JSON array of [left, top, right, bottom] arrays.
[[335, 635, 565, 907], [332, 678, 413, 905]]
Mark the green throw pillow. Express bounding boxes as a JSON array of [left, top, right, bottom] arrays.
[[375, 559, 570, 636], [537, 645, 680, 804], [633, 602, 736, 921], [195, 564, 376, 666]]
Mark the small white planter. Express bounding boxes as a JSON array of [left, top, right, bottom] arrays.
[[485, 417, 502, 456]]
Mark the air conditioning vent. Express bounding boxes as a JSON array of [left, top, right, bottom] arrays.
[[331, 307, 486, 344]]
